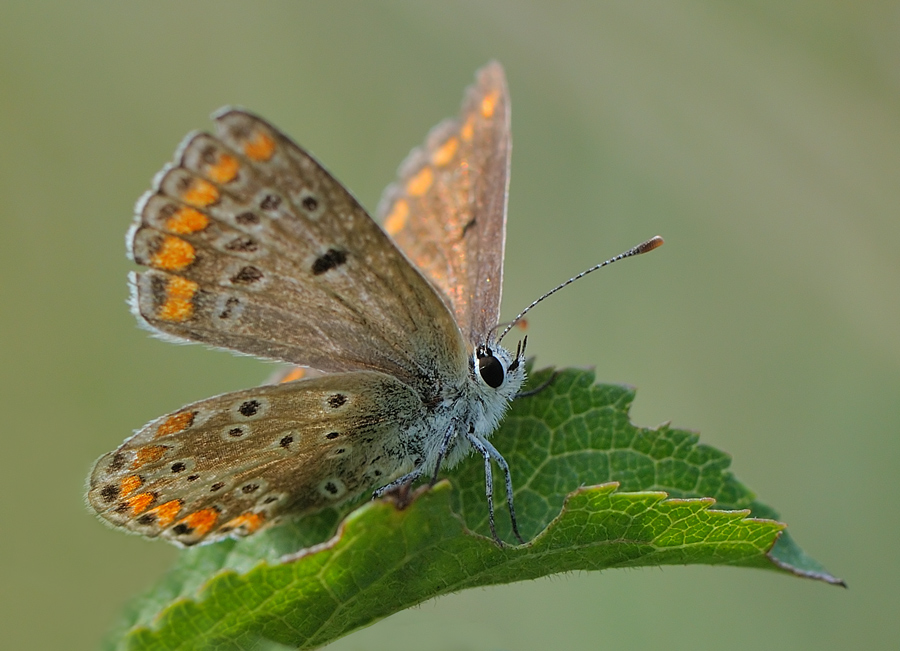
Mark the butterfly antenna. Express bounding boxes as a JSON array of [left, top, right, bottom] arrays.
[[497, 236, 664, 344]]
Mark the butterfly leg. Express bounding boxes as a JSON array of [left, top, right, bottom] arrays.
[[430, 420, 458, 485], [371, 465, 425, 500], [478, 437, 525, 544], [465, 430, 502, 545], [514, 371, 558, 399]]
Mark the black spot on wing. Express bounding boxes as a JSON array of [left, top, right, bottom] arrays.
[[328, 393, 347, 408], [107, 453, 126, 472], [312, 248, 347, 275], [230, 266, 263, 285], [224, 235, 259, 253], [235, 211, 259, 225], [218, 296, 241, 320], [238, 400, 261, 417], [100, 484, 119, 502], [260, 194, 281, 210]]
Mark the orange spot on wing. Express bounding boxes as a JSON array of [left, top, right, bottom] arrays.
[[384, 199, 409, 235], [146, 499, 183, 527], [460, 115, 475, 142], [181, 178, 219, 207], [156, 411, 195, 437], [125, 492, 155, 515], [480, 90, 500, 118], [157, 276, 199, 322], [165, 207, 209, 234], [280, 368, 307, 383], [130, 445, 168, 469], [431, 137, 459, 167], [223, 512, 265, 534], [243, 130, 276, 161], [177, 508, 219, 537], [119, 475, 143, 498], [406, 167, 433, 197], [205, 153, 239, 184], [150, 236, 196, 271]]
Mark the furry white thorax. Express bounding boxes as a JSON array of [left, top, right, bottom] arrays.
[[412, 343, 526, 476]]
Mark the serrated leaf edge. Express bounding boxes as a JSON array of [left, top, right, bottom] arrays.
[[128, 479, 794, 643]]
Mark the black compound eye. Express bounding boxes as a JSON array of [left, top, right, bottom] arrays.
[[478, 352, 505, 388]]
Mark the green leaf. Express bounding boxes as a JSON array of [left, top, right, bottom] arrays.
[[104, 367, 842, 651]]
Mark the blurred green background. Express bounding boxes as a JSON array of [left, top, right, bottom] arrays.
[[2, 2, 898, 649]]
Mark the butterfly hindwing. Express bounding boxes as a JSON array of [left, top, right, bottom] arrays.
[[129, 110, 468, 391], [378, 62, 511, 344], [87, 372, 422, 546]]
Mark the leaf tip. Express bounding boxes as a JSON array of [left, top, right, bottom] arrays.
[[766, 530, 846, 587]]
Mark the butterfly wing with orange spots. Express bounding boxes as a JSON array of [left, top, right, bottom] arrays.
[[88, 371, 421, 546], [377, 61, 511, 345], [129, 109, 468, 393]]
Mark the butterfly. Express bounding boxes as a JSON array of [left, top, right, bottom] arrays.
[[87, 62, 533, 547]]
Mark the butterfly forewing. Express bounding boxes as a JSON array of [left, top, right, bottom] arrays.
[[129, 109, 467, 391], [88, 372, 422, 546], [378, 61, 510, 344]]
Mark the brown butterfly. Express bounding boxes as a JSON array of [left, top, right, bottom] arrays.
[[88, 62, 530, 547]]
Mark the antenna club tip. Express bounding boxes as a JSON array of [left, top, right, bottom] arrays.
[[637, 236, 664, 254]]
